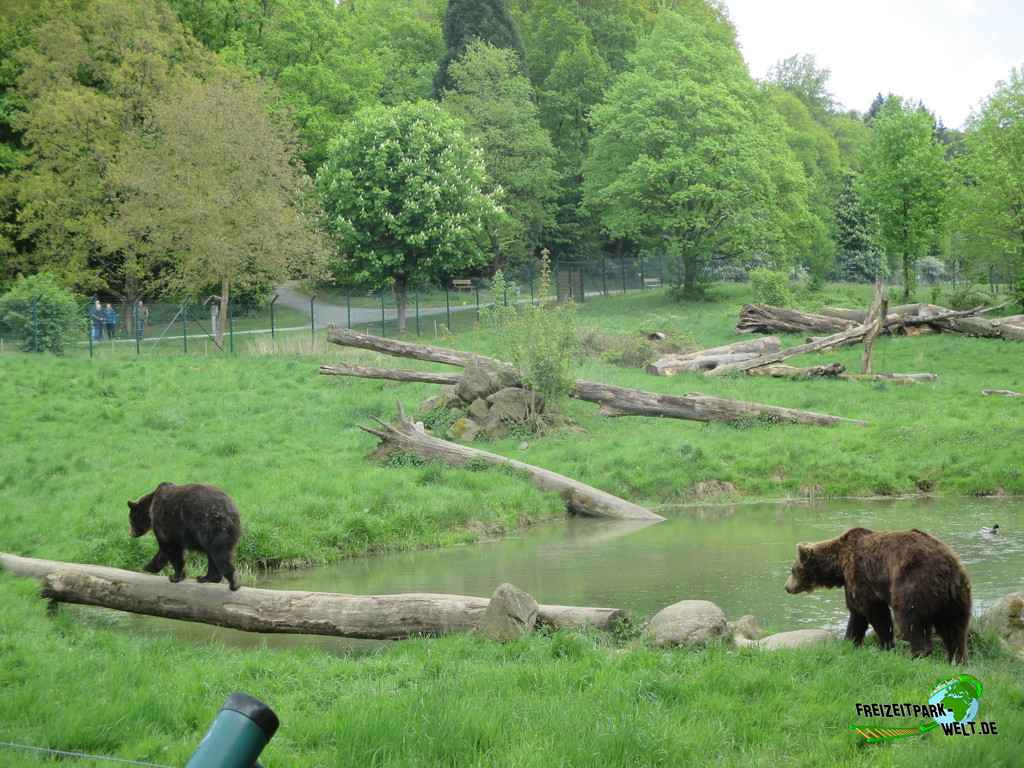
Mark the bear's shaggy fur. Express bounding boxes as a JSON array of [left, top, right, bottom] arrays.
[[784, 527, 971, 663], [128, 482, 242, 590]]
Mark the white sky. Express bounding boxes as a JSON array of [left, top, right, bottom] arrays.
[[724, 0, 1023, 128]]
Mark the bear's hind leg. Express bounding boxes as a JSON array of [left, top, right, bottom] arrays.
[[210, 549, 240, 591], [936, 620, 969, 664], [894, 608, 932, 658], [845, 612, 869, 645], [197, 553, 222, 584]]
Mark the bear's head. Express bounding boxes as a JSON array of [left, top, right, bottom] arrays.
[[785, 541, 843, 593], [127, 498, 152, 537]]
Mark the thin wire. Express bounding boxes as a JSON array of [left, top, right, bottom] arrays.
[[0, 740, 173, 767]]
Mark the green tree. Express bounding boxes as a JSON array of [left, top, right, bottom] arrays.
[[104, 71, 326, 347], [0, 272, 83, 354], [433, 0, 525, 97], [584, 9, 812, 296], [766, 53, 836, 116], [442, 41, 559, 266], [859, 98, 949, 298], [317, 101, 502, 332], [834, 173, 885, 281], [951, 68, 1024, 285]]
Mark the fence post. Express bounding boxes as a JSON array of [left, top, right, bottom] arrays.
[[309, 294, 316, 341], [270, 294, 278, 340], [621, 259, 627, 294], [229, 303, 235, 354], [380, 290, 386, 337], [555, 259, 561, 303], [640, 255, 646, 290], [602, 257, 608, 297], [415, 287, 420, 337], [346, 290, 351, 329], [445, 284, 451, 332], [475, 282, 480, 322], [182, 303, 188, 354]]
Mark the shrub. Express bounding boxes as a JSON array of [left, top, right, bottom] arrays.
[[0, 273, 84, 354], [946, 285, 992, 311], [749, 268, 793, 307], [1013, 275, 1024, 312]]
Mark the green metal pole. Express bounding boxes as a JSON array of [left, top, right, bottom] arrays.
[[182, 303, 188, 354], [640, 255, 646, 289], [229, 303, 235, 354], [475, 284, 480, 321], [270, 294, 278, 340], [310, 295, 316, 341], [415, 288, 420, 336], [346, 291, 351, 329], [445, 285, 451, 331], [621, 259, 627, 293], [602, 257, 608, 297], [380, 290, 386, 337]]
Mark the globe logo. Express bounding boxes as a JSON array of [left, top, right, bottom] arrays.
[[929, 674, 983, 727]]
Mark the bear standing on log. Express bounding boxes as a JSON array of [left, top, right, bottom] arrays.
[[128, 482, 242, 590], [785, 527, 971, 663]]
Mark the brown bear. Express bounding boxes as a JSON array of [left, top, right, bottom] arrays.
[[128, 482, 242, 590], [784, 527, 971, 663]]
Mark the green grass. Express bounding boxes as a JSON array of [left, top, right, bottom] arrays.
[[2, 281, 1023, 766], [0, 574, 1020, 767]]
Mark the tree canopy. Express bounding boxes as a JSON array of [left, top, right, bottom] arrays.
[[433, 0, 525, 97]]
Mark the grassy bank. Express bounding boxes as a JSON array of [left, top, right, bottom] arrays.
[[1, 575, 1020, 768]]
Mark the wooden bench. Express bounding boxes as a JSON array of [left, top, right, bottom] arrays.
[[451, 279, 473, 292], [643, 277, 662, 289]]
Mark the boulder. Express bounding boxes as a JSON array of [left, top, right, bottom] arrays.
[[746, 629, 834, 651], [979, 592, 1024, 654], [468, 398, 490, 422], [729, 615, 764, 642], [480, 583, 538, 642], [648, 600, 728, 647], [486, 387, 543, 422], [456, 362, 502, 403], [446, 417, 481, 442]]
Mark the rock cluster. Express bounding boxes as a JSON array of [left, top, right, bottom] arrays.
[[421, 362, 543, 441]]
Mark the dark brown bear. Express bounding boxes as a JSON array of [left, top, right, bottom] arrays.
[[128, 482, 242, 590], [784, 527, 971, 663]]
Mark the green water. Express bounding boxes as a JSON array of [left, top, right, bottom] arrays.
[[117, 498, 1023, 651]]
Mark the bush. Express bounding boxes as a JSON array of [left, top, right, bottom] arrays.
[[0, 273, 84, 354], [945, 285, 992, 311], [1013, 276, 1024, 312], [749, 268, 793, 307]]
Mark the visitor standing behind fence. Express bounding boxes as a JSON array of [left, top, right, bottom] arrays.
[[104, 303, 118, 340], [90, 300, 104, 342], [134, 299, 148, 339]]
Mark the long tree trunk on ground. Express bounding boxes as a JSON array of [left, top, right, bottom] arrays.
[[320, 364, 461, 385], [735, 305, 857, 335], [646, 337, 782, 376], [216, 275, 230, 348], [324, 330, 865, 426], [362, 402, 665, 521], [0, 554, 628, 638], [395, 274, 408, 334]]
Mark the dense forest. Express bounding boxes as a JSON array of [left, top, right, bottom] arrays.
[[1, 0, 1022, 318]]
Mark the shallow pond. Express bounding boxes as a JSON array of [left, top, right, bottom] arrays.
[[113, 497, 1023, 653]]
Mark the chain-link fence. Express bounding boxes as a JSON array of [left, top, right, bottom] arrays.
[[3, 257, 674, 357]]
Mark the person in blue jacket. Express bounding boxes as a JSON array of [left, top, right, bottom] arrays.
[[104, 303, 119, 340]]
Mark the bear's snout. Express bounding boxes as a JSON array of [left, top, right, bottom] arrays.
[[784, 575, 799, 594]]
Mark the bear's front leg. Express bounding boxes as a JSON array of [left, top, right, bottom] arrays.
[[845, 612, 868, 645], [163, 545, 186, 583], [142, 551, 167, 574]]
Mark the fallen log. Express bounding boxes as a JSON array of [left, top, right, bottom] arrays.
[[320, 364, 460, 386], [569, 380, 864, 426], [982, 389, 1024, 398], [937, 314, 1024, 341], [0, 554, 628, 637], [711, 304, 1001, 377], [840, 372, 939, 383], [327, 329, 864, 427], [746, 363, 846, 379], [646, 337, 782, 376], [736, 304, 856, 335], [362, 402, 665, 521]]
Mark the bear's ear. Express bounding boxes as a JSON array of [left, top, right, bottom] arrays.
[[797, 543, 812, 561], [127, 500, 135, 510]]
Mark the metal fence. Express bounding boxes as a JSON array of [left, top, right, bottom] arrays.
[[3, 257, 673, 357]]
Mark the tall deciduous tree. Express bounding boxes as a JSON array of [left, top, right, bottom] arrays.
[[105, 71, 326, 346], [584, 9, 811, 296], [951, 68, 1024, 284], [442, 41, 559, 266], [317, 101, 502, 333], [433, 0, 525, 97], [859, 98, 949, 299], [766, 53, 836, 116]]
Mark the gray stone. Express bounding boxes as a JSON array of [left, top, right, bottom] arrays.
[[468, 398, 490, 422], [753, 629, 834, 651], [446, 417, 480, 442], [518, 441, 529, 451], [481, 583, 538, 641], [648, 600, 728, 647], [979, 592, 1024, 654], [419, 395, 443, 413], [486, 387, 543, 423], [455, 362, 501, 403], [729, 615, 764, 642]]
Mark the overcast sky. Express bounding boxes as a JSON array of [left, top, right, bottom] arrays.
[[724, 0, 1023, 128]]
